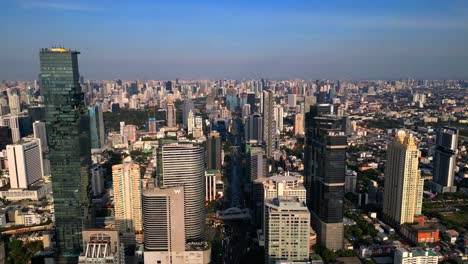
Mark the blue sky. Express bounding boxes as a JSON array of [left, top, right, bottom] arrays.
[[1, 0, 468, 80]]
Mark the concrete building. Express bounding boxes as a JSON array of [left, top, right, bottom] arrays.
[[294, 113, 304, 136], [432, 126, 458, 193], [166, 98, 177, 128], [248, 146, 267, 181], [287, 94, 297, 108], [206, 132, 222, 170], [265, 198, 310, 264], [33, 121, 47, 151], [394, 248, 438, 264], [187, 110, 195, 135], [91, 165, 104, 197], [345, 170, 357, 193], [262, 90, 276, 157], [124, 125, 137, 144], [79, 229, 123, 264], [148, 117, 157, 134], [7, 138, 43, 189], [205, 170, 222, 202], [273, 105, 284, 132], [246, 114, 263, 143], [8, 92, 20, 115], [158, 144, 205, 241], [383, 131, 422, 226], [112, 157, 143, 243]]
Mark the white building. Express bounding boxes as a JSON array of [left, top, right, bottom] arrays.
[[33, 121, 48, 151], [7, 138, 43, 189], [394, 248, 438, 264]]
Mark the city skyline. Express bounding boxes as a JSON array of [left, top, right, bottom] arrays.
[[2, 0, 468, 80]]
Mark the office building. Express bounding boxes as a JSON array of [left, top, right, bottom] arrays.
[[265, 198, 310, 264], [294, 113, 304, 136], [91, 165, 104, 197], [6, 138, 44, 189], [183, 98, 194, 128], [383, 131, 422, 226], [33, 121, 47, 151], [143, 186, 185, 254], [0, 126, 12, 151], [89, 103, 105, 149], [166, 98, 177, 128], [304, 106, 346, 250], [79, 229, 123, 264], [287, 94, 297, 108], [246, 114, 263, 143], [205, 170, 223, 202], [432, 127, 458, 193], [262, 90, 275, 157], [207, 132, 222, 170], [394, 248, 438, 264], [40, 47, 92, 257], [112, 157, 143, 243], [344, 170, 357, 193], [263, 174, 307, 203], [248, 146, 267, 181], [242, 104, 251, 119], [158, 144, 205, 241]]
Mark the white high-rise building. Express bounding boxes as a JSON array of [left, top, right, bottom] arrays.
[[8, 92, 20, 115], [287, 94, 297, 108], [33, 121, 47, 151], [265, 198, 310, 264], [187, 110, 195, 135], [273, 105, 284, 132], [7, 138, 44, 189]]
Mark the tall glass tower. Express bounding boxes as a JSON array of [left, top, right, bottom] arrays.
[[40, 47, 92, 257]]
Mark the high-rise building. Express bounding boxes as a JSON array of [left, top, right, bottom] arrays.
[[304, 106, 346, 250], [142, 186, 185, 253], [273, 105, 283, 132], [0, 126, 12, 151], [88, 103, 105, 149], [246, 114, 263, 143], [265, 198, 310, 264], [40, 47, 92, 256], [207, 132, 222, 170], [33, 121, 47, 151], [124, 125, 137, 144], [148, 117, 157, 133], [383, 131, 422, 226], [6, 138, 44, 189], [262, 90, 275, 157], [158, 144, 205, 241], [166, 98, 177, 128], [432, 127, 458, 193], [242, 104, 251, 119], [287, 94, 297, 108], [294, 113, 304, 136], [187, 110, 195, 135], [8, 92, 20, 115], [394, 248, 438, 264], [91, 165, 104, 197], [9, 115, 20, 143], [248, 146, 267, 181], [183, 98, 194, 128], [112, 157, 143, 244]]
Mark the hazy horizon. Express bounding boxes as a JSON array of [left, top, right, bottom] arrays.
[[2, 0, 468, 80]]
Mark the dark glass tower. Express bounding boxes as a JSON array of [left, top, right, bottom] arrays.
[[433, 126, 458, 193], [304, 105, 346, 250], [40, 48, 92, 257], [207, 131, 222, 170], [89, 102, 105, 149]]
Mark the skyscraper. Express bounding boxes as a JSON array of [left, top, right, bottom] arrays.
[[40, 47, 91, 256], [304, 105, 346, 250], [265, 198, 310, 264], [88, 103, 105, 150], [187, 110, 195, 135], [383, 131, 422, 226], [294, 113, 304, 136], [207, 132, 222, 170], [112, 157, 143, 244], [273, 105, 283, 132], [6, 138, 44, 189], [432, 127, 458, 193], [143, 186, 185, 254], [262, 90, 275, 157], [183, 98, 194, 128], [33, 121, 47, 151], [166, 98, 177, 128], [8, 91, 20, 115], [0, 126, 12, 151], [246, 114, 263, 143], [158, 144, 205, 241]]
